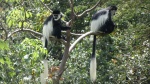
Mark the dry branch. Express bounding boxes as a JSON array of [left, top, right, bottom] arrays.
[[54, 0, 75, 82], [69, 31, 106, 52], [40, 0, 52, 12], [77, 0, 101, 17], [8, 28, 42, 38], [7, 28, 68, 45], [69, 31, 94, 52], [40, 0, 68, 21]]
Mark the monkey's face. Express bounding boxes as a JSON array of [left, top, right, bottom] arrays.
[[111, 10, 117, 16], [108, 6, 117, 16], [53, 14, 61, 21]]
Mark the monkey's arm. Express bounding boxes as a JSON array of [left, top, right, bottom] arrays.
[[60, 20, 71, 30], [61, 26, 71, 30]]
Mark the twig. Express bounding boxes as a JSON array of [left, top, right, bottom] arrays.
[[40, 0, 68, 21], [39, 0, 52, 12], [8, 28, 42, 38], [77, 0, 101, 17]]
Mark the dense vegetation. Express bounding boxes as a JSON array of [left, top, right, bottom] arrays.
[[0, 0, 149, 84]]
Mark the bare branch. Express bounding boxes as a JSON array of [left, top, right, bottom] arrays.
[[69, 31, 105, 52], [40, 0, 69, 22], [68, 0, 73, 10], [70, 32, 83, 36], [77, 0, 100, 17], [7, 28, 67, 45], [8, 28, 42, 38], [69, 31, 94, 52], [40, 0, 52, 12], [68, 0, 76, 25], [62, 31, 83, 36], [56, 0, 75, 80]]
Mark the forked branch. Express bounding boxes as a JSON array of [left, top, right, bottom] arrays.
[[77, 0, 101, 17]]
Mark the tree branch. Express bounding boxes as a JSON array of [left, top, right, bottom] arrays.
[[52, 1, 101, 82], [77, 0, 101, 17], [55, 0, 75, 81], [40, 0, 69, 22], [7, 28, 68, 45], [62, 31, 83, 36], [69, 31, 106, 52], [8, 28, 42, 38], [69, 31, 93, 52], [40, 0, 52, 12], [68, 0, 75, 16], [68, 0, 76, 24]]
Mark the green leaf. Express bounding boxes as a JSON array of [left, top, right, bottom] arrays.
[[41, 0, 44, 2], [9, 72, 16, 77], [0, 58, 4, 64], [8, 20, 13, 27], [18, 22, 22, 28], [0, 40, 9, 50], [32, 51, 39, 59], [26, 12, 30, 18]]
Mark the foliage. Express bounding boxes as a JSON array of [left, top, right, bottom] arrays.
[[0, 0, 150, 84]]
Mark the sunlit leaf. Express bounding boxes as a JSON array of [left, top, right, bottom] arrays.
[[18, 21, 22, 28], [26, 11, 30, 18], [41, 0, 44, 2], [0, 40, 9, 50], [0, 58, 4, 64], [8, 20, 13, 27]]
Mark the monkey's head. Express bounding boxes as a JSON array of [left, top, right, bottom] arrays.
[[107, 6, 117, 16], [52, 10, 62, 21]]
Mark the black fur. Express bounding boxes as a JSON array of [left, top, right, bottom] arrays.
[[92, 11, 107, 20], [90, 6, 117, 82], [99, 18, 115, 34], [43, 10, 70, 49], [44, 13, 70, 39]]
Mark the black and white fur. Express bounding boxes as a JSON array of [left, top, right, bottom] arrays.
[[42, 10, 70, 48], [90, 6, 117, 82], [41, 10, 70, 84]]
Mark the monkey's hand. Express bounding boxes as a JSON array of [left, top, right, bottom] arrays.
[[66, 21, 72, 27]]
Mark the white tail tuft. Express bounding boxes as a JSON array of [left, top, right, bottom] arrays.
[[41, 37, 45, 47], [40, 59, 48, 84], [90, 35, 94, 41], [90, 57, 97, 82]]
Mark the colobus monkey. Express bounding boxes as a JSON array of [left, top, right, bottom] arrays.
[[90, 6, 117, 82], [41, 10, 70, 83], [42, 10, 71, 48]]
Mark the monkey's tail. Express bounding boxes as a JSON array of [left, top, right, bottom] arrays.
[[90, 35, 97, 82], [45, 38, 48, 49], [40, 59, 48, 84], [42, 36, 48, 49]]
